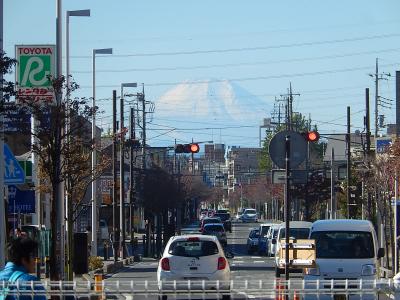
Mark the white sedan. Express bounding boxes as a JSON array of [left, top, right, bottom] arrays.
[[157, 235, 232, 300]]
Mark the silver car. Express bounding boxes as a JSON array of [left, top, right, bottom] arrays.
[[202, 223, 227, 247], [247, 228, 260, 254]]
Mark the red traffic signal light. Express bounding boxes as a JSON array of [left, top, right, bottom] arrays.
[[303, 131, 320, 142], [190, 143, 200, 153], [175, 143, 200, 153]]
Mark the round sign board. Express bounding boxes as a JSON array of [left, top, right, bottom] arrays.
[[268, 130, 307, 169]]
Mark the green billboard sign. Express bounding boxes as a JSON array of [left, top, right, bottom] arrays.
[[15, 45, 56, 104]]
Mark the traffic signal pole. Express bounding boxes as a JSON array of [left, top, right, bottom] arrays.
[[129, 106, 135, 253], [120, 89, 126, 258]]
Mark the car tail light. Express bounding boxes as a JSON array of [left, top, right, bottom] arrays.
[[217, 257, 227, 270], [187, 237, 200, 242], [161, 258, 170, 271]]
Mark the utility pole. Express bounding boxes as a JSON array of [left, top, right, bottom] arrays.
[[112, 90, 119, 261], [375, 58, 379, 139], [129, 106, 135, 253], [330, 147, 335, 219], [284, 135, 291, 280], [119, 91, 125, 258], [365, 88, 372, 221], [346, 106, 351, 219], [0, 0, 5, 268]]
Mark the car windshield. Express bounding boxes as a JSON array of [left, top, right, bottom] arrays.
[[249, 230, 260, 238], [204, 225, 224, 232], [273, 228, 279, 238], [260, 226, 270, 236], [310, 231, 375, 259], [245, 209, 256, 214], [168, 240, 219, 257], [279, 228, 310, 239], [214, 213, 230, 221]]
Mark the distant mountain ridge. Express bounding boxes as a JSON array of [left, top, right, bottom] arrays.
[[155, 79, 272, 123]]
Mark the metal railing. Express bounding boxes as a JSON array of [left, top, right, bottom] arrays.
[[0, 279, 399, 299]]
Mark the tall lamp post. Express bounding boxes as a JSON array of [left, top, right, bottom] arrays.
[[65, 9, 90, 280], [120, 82, 137, 258], [92, 48, 113, 256]]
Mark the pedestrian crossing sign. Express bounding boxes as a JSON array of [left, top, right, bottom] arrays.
[[4, 144, 25, 185]]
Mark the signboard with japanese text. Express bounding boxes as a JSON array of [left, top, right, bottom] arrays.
[[376, 137, 392, 154], [8, 185, 35, 214], [15, 45, 56, 104]]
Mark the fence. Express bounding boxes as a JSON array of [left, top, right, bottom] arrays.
[[0, 279, 399, 299]]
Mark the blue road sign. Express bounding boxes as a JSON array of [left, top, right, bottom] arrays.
[[376, 138, 392, 154], [7, 185, 35, 214], [4, 144, 25, 185]]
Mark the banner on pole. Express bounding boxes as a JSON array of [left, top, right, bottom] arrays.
[[15, 45, 56, 104]]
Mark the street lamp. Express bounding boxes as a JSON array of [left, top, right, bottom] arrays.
[[120, 82, 137, 258], [92, 48, 113, 257], [65, 9, 90, 278], [66, 9, 90, 90]]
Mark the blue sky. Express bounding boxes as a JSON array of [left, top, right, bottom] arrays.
[[5, 0, 400, 147]]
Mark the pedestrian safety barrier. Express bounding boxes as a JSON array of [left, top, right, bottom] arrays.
[[0, 279, 399, 299]]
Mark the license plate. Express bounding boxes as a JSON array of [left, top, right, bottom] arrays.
[[334, 295, 347, 300]]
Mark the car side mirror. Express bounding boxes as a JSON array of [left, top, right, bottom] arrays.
[[378, 248, 385, 258], [272, 238, 277, 245]]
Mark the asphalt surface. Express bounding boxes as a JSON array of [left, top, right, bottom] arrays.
[[105, 221, 301, 299]]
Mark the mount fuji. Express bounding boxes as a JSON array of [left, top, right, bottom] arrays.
[[152, 79, 273, 146]]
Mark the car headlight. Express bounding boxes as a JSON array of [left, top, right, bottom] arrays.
[[362, 264, 376, 276], [304, 266, 320, 276]]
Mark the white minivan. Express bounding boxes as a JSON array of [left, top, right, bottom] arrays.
[[304, 219, 384, 282]]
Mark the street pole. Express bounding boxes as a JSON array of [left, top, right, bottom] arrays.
[[129, 107, 135, 253], [65, 8, 90, 280], [395, 171, 398, 274], [52, 0, 64, 279], [330, 147, 335, 219], [112, 90, 119, 262], [346, 106, 351, 219], [284, 135, 290, 281], [0, 0, 5, 269], [120, 87, 125, 258], [91, 48, 112, 257], [365, 88, 372, 221], [91, 50, 96, 257]]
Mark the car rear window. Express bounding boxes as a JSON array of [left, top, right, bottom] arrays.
[[204, 225, 224, 232], [214, 213, 230, 221], [168, 240, 219, 257], [245, 209, 256, 214], [249, 230, 260, 238], [204, 218, 221, 224]]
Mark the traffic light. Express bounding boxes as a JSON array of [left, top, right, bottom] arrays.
[[303, 131, 320, 142], [175, 143, 200, 153]]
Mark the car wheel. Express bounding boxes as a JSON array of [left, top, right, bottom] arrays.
[[275, 267, 281, 277], [222, 294, 231, 300]]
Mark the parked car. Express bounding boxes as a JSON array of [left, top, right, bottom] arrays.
[[157, 235, 232, 300], [202, 223, 227, 247], [247, 228, 260, 254], [258, 223, 273, 255], [240, 208, 258, 223], [267, 224, 281, 257], [304, 219, 384, 284], [274, 221, 312, 277], [214, 212, 232, 233], [217, 209, 230, 214], [200, 217, 223, 233]]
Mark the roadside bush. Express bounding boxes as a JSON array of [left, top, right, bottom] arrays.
[[89, 256, 104, 271]]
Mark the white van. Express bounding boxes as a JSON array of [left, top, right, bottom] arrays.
[[304, 219, 384, 281], [274, 221, 312, 277]]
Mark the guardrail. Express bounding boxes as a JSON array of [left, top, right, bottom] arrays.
[[0, 279, 399, 299]]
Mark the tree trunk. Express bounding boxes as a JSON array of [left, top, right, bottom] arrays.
[[49, 184, 59, 280], [66, 191, 74, 280]]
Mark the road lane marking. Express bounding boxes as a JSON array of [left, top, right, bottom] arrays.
[[233, 260, 244, 263], [254, 260, 265, 263], [251, 256, 262, 259]]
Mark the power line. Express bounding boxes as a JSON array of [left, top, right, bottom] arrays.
[[80, 63, 400, 89], [71, 33, 400, 58], [71, 47, 400, 73]]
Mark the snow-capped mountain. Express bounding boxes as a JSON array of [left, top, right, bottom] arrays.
[[155, 79, 272, 123]]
